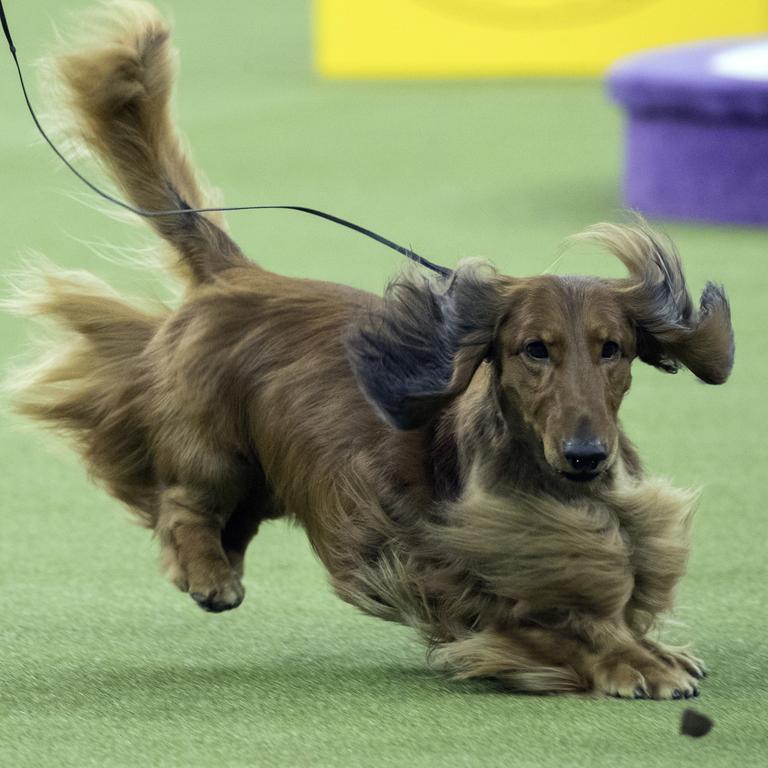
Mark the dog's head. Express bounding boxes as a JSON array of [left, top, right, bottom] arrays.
[[348, 220, 734, 486]]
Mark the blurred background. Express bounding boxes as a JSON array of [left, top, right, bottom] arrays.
[[0, 2, 766, 767]]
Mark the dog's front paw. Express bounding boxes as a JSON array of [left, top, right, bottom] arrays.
[[593, 646, 701, 700], [641, 639, 707, 680], [593, 656, 650, 699]]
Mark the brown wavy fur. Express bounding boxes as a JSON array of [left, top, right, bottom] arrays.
[[6, 1, 734, 697]]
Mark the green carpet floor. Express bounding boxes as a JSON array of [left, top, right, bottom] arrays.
[[1, 2, 766, 766]]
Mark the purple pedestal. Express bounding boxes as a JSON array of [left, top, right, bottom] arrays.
[[608, 39, 768, 225]]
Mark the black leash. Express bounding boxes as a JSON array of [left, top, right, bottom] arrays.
[[0, 0, 453, 278]]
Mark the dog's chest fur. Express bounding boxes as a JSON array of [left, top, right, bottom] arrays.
[[331, 459, 696, 643]]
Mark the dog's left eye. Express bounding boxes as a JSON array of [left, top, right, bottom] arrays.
[[601, 341, 620, 360]]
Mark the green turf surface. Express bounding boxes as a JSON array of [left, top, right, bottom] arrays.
[[1, 1, 766, 766]]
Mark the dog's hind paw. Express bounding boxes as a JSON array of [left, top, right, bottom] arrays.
[[189, 575, 245, 613]]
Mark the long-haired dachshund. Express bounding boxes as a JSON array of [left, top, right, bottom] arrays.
[[9, 1, 734, 698]]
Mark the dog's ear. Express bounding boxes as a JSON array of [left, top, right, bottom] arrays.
[[575, 219, 734, 385], [347, 262, 502, 429]]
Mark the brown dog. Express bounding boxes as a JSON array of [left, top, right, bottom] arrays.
[[9, 1, 734, 698]]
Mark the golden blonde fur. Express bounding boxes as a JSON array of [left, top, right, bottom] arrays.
[[7, 1, 734, 697]]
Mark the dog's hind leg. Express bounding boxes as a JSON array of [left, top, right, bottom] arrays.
[[220, 501, 262, 581], [157, 485, 246, 613], [220, 465, 279, 580]]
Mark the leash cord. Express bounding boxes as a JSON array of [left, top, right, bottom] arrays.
[[0, 0, 453, 278]]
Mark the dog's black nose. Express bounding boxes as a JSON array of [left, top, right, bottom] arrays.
[[563, 439, 608, 472]]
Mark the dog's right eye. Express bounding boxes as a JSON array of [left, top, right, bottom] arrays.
[[525, 341, 549, 360]]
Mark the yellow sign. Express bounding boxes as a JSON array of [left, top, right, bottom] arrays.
[[314, 0, 768, 77]]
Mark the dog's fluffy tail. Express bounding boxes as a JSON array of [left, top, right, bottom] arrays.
[[52, 0, 248, 285]]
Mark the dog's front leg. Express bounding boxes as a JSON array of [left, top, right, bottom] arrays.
[[610, 479, 706, 680], [435, 616, 701, 698], [432, 617, 688, 697], [156, 486, 245, 612], [432, 625, 591, 694]]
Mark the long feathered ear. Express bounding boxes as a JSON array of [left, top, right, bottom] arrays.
[[347, 261, 502, 430], [574, 219, 735, 384]]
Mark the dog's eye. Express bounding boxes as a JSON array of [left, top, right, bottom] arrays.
[[601, 341, 620, 360], [525, 341, 549, 360]]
